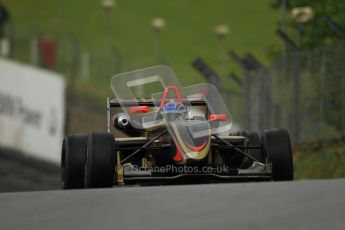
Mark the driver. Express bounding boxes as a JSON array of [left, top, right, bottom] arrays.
[[163, 99, 186, 112], [161, 99, 187, 121]]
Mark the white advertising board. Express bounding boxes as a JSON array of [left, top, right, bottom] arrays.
[[0, 58, 65, 163]]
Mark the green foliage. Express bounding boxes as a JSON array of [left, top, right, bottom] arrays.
[[272, 0, 345, 49], [3, 0, 280, 102], [294, 140, 345, 179]]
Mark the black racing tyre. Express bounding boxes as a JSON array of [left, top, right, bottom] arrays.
[[61, 134, 88, 189], [241, 132, 264, 169], [84, 132, 116, 188], [262, 129, 293, 181]]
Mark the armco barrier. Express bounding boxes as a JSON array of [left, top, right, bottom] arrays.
[[0, 58, 65, 163]]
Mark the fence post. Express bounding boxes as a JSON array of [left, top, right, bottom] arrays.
[[243, 53, 272, 130], [292, 50, 301, 141], [70, 36, 80, 93], [81, 50, 90, 82], [111, 46, 122, 74], [276, 29, 301, 142], [229, 51, 252, 130], [191, 57, 220, 89], [318, 50, 326, 136], [324, 16, 345, 133], [30, 36, 39, 66]]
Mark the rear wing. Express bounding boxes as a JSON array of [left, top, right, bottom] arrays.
[[108, 66, 232, 137], [108, 98, 207, 108], [107, 97, 207, 132]]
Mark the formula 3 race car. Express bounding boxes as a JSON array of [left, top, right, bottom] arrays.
[[61, 66, 293, 189]]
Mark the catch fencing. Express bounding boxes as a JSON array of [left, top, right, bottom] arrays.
[[224, 43, 345, 143]]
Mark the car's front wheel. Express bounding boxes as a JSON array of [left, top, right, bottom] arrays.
[[262, 129, 293, 181]]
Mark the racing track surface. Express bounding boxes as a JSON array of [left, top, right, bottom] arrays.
[[0, 148, 60, 192], [0, 179, 345, 230]]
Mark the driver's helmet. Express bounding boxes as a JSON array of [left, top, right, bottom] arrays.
[[163, 101, 186, 112], [162, 100, 186, 121]]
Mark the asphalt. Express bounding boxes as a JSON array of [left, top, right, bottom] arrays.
[[0, 179, 345, 230], [0, 148, 60, 192]]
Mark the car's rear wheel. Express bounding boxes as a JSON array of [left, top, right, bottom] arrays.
[[84, 132, 116, 188], [61, 134, 88, 189], [262, 128, 293, 181]]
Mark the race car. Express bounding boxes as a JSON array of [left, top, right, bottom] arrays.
[[61, 66, 293, 189]]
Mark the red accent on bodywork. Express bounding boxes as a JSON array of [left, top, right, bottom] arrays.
[[209, 114, 228, 121], [129, 106, 149, 113], [184, 139, 208, 151], [173, 148, 183, 162], [173, 139, 208, 162], [159, 85, 183, 108]]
